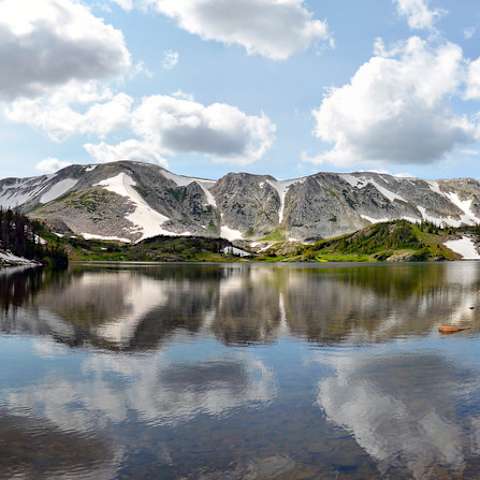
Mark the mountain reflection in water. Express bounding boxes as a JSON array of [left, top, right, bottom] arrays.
[[1, 263, 480, 478]]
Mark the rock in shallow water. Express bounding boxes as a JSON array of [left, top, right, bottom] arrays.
[[438, 325, 469, 334]]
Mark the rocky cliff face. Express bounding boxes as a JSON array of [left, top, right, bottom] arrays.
[[1, 160, 480, 243]]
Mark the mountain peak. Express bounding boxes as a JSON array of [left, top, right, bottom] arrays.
[[1, 161, 480, 243]]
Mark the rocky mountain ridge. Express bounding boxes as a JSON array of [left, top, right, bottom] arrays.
[[2, 161, 480, 243]]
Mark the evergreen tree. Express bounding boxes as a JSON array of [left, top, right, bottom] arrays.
[[0, 208, 68, 268]]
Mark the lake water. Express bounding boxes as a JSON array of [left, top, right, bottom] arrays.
[[2, 262, 480, 479]]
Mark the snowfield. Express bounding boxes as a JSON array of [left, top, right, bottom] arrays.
[[220, 225, 244, 241], [40, 178, 78, 204], [340, 175, 407, 203], [361, 215, 391, 224], [81, 233, 132, 244], [222, 246, 252, 258], [444, 237, 480, 260], [96, 173, 183, 241], [341, 175, 480, 228], [445, 192, 480, 226], [0, 177, 51, 209]]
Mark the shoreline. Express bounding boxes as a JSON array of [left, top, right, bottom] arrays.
[[70, 259, 480, 267]]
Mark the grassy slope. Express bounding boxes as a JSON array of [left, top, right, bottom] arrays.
[[259, 220, 461, 263], [45, 234, 251, 263], [35, 219, 466, 264]]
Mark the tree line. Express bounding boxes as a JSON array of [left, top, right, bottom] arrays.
[[0, 208, 68, 267]]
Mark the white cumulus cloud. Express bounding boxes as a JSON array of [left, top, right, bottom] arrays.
[[0, 0, 131, 100], [162, 50, 179, 70], [84, 139, 168, 166], [0, 0, 136, 143], [111, 0, 133, 10], [465, 58, 480, 100], [5, 82, 134, 141], [144, 0, 332, 60], [36, 158, 72, 174], [309, 37, 477, 168], [464, 27, 476, 40], [85, 95, 276, 165], [394, 0, 445, 31]]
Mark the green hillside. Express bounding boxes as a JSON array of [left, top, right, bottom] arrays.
[[48, 234, 252, 263], [32, 219, 475, 264], [260, 220, 462, 263]]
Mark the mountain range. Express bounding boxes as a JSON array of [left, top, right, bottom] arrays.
[[1, 160, 480, 244]]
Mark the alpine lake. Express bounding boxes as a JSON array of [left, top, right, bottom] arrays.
[[2, 261, 480, 479]]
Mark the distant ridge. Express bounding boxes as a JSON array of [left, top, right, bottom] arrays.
[[1, 160, 480, 243]]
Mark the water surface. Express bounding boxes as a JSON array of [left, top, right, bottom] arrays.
[[1, 262, 480, 479]]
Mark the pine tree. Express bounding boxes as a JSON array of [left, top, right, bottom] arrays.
[[0, 208, 68, 268]]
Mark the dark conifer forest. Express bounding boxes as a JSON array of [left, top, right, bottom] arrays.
[[0, 209, 68, 267]]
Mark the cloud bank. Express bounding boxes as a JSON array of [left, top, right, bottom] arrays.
[[85, 95, 276, 165], [0, 0, 131, 100], [36, 158, 72, 174], [309, 37, 478, 168], [143, 0, 332, 60], [394, 0, 445, 31]]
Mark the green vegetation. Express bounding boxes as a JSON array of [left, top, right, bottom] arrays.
[[259, 228, 287, 242], [25, 218, 476, 265], [63, 189, 111, 214], [168, 187, 186, 202], [53, 235, 251, 263], [259, 220, 461, 263]]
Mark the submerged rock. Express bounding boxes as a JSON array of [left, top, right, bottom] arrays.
[[438, 325, 469, 334]]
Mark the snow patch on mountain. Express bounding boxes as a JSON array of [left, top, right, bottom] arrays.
[[200, 185, 217, 208], [223, 246, 252, 257], [340, 174, 363, 188], [40, 178, 78, 204], [96, 173, 177, 241], [81, 233, 132, 243], [445, 192, 480, 226], [362, 214, 422, 225], [341, 174, 407, 203], [361, 215, 391, 224], [417, 206, 472, 228], [221, 225, 243, 241], [0, 177, 49, 209], [161, 170, 217, 207], [370, 180, 407, 203], [267, 178, 305, 223], [417, 206, 450, 226], [427, 181, 443, 195], [444, 237, 480, 260], [161, 170, 215, 187]]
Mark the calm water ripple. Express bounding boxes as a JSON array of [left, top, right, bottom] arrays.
[[1, 262, 480, 478]]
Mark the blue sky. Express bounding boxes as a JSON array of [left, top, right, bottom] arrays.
[[3, 0, 480, 180]]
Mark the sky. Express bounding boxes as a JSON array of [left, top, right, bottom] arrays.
[[2, 0, 480, 181]]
